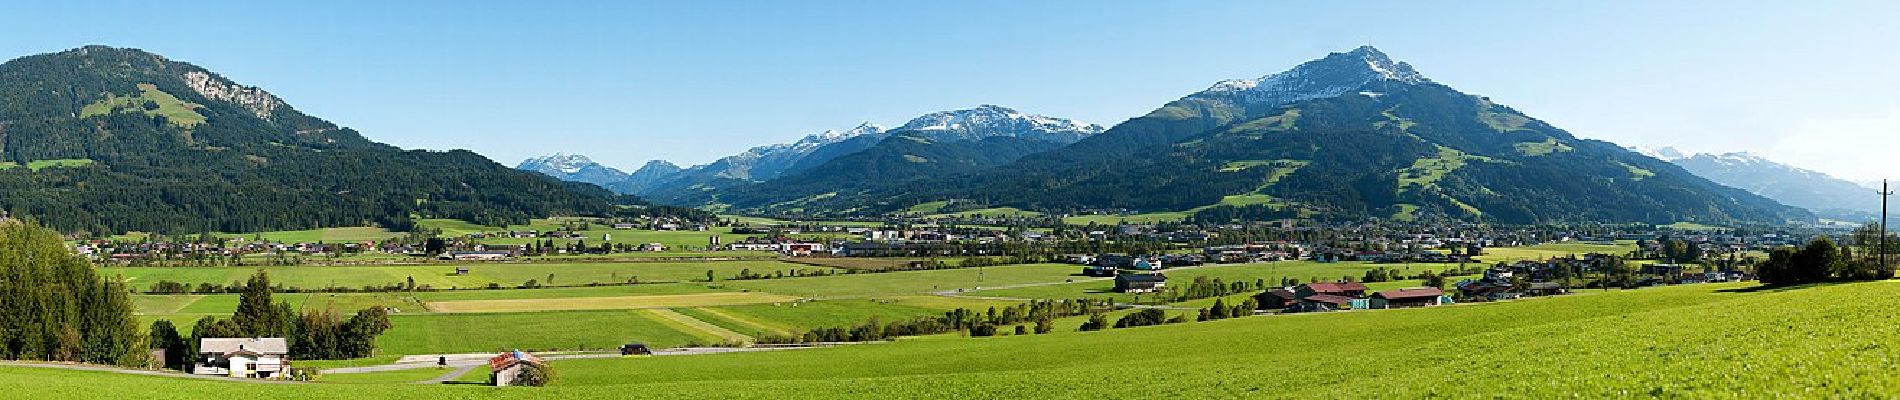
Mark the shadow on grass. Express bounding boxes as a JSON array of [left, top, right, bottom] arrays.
[[1717, 281, 1852, 293]]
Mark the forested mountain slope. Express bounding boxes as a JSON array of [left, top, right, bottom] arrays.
[[751, 47, 1808, 225], [0, 46, 650, 234]]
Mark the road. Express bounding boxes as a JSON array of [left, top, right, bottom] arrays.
[[320, 346, 814, 375], [0, 361, 306, 384]]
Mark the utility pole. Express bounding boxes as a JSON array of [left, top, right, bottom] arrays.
[[1882, 180, 1893, 273]]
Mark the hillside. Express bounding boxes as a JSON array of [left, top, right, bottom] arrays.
[[0, 46, 646, 234], [1646, 148, 1878, 220], [13, 282, 1899, 398], [758, 47, 1808, 225], [517, 153, 632, 188], [704, 132, 1071, 211]]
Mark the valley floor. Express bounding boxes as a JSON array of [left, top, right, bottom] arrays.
[[12, 280, 1900, 398]]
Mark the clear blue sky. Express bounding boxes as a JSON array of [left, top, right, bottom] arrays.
[[6, 1, 1897, 181]]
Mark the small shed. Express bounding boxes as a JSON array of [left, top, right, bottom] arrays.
[[489, 350, 546, 387], [1114, 273, 1166, 293]]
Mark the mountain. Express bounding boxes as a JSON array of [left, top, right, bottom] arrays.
[[739, 46, 1809, 225], [0, 46, 663, 234], [517, 153, 630, 187], [1639, 147, 1878, 220], [892, 104, 1104, 143], [604, 160, 683, 194], [567, 105, 1094, 204], [624, 122, 890, 199], [662, 105, 1102, 208]]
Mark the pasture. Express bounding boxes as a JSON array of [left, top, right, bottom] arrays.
[[104, 260, 832, 291], [423, 292, 801, 313], [22, 281, 1900, 398]]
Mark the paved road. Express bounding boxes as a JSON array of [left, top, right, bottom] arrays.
[[321, 346, 814, 375], [0, 361, 306, 384], [418, 364, 480, 384]]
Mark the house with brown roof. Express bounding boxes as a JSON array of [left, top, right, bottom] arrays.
[[1295, 282, 1368, 299], [1369, 287, 1445, 309], [193, 338, 289, 379], [1254, 288, 1298, 309]]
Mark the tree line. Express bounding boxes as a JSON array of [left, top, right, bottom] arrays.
[[147, 270, 393, 371], [0, 220, 146, 367]]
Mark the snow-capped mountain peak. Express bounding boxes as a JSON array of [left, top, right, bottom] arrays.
[[1195, 45, 1430, 108], [894, 104, 1104, 143], [1630, 146, 1688, 161], [521, 152, 597, 174]]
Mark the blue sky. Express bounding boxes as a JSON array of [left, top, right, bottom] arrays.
[[6, 1, 1898, 180]]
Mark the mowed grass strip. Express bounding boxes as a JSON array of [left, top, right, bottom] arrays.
[[19, 282, 1900, 398], [425, 292, 800, 313], [673, 307, 795, 338], [648, 309, 751, 344], [378, 309, 705, 355]]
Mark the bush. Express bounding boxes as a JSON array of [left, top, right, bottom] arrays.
[[510, 363, 555, 387]]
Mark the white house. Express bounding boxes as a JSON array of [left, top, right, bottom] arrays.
[[194, 338, 290, 379]]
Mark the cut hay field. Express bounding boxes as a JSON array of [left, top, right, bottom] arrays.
[[378, 309, 713, 354], [424, 292, 801, 313], [723, 263, 1080, 298], [103, 260, 831, 292], [18, 281, 1900, 398]]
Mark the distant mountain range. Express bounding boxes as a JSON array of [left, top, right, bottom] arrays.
[[527, 46, 1809, 225], [519, 105, 1104, 202], [0, 46, 672, 234], [1634, 147, 1879, 221]]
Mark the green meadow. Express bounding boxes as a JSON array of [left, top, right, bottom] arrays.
[[24, 281, 1900, 398]]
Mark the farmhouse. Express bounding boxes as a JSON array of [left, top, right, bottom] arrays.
[[1369, 287, 1446, 309], [1296, 282, 1368, 299], [1296, 294, 1355, 311], [1253, 288, 1298, 309], [1114, 273, 1167, 293], [489, 350, 546, 387], [193, 338, 289, 379]]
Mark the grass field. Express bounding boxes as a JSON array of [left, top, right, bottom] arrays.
[[104, 260, 830, 291], [724, 263, 1079, 298], [217, 227, 402, 243], [1061, 212, 1190, 225], [971, 261, 1394, 302], [320, 367, 466, 384], [78, 83, 206, 128], [18, 281, 1900, 398], [0, 158, 96, 171], [424, 292, 801, 313], [378, 309, 711, 354]]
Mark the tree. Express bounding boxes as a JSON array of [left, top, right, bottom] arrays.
[[232, 270, 289, 337], [0, 220, 147, 366], [1033, 318, 1053, 334], [149, 320, 189, 370], [511, 362, 555, 387], [1079, 314, 1109, 332]]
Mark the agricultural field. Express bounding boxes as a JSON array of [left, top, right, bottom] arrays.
[[1061, 212, 1190, 225], [969, 261, 1395, 303], [423, 292, 801, 313], [216, 227, 403, 243], [723, 263, 1080, 298], [21, 281, 1900, 398], [103, 260, 830, 291], [0, 158, 95, 171]]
